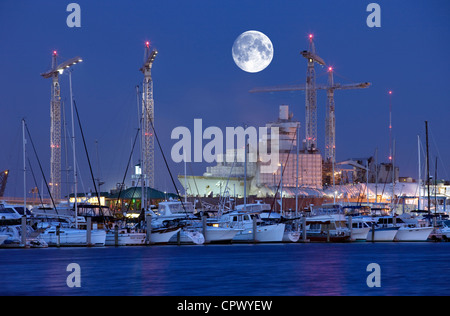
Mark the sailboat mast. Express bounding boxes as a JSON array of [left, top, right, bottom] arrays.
[[425, 121, 431, 216], [69, 70, 78, 228], [417, 135, 421, 210], [22, 119, 27, 217]]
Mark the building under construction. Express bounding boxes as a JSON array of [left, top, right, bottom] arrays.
[[178, 105, 323, 198]]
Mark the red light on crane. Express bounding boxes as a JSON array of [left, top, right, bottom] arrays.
[[388, 90, 392, 95], [53, 50, 57, 56], [145, 41, 150, 48], [309, 34, 313, 39], [328, 66, 333, 72]]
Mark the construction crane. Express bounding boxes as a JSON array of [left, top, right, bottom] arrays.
[[139, 41, 158, 208], [249, 37, 370, 164], [41, 51, 83, 200], [302, 34, 325, 152]]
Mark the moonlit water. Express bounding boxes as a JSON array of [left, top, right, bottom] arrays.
[[1, 243, 449, 296]]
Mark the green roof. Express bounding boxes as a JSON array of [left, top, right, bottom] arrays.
[[109, 187, 179, 200]]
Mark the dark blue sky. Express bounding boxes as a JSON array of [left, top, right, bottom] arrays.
[[1, 0, 449, 197]]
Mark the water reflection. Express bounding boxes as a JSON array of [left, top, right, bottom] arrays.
[[1, 243, 450, 295]]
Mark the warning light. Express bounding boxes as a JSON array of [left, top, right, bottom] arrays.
[[328, 67, 333, 72], [53, 50, 57, 56], [145, 41, 150, 48], [309, 34, 313, 39], [388, 91, 392, 95]]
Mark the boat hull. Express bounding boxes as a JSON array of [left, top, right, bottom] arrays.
[[351, 228, 371, 241], [394, 227, 433, 241], [307, 232, 350, 242], [150, 227, 181, 244], [232, 223, 285, 243], [105, 232, 146, 246], [204, 227, 239, 244], [169, 229, 205, 245], [366, 227, 399, 242], [41, 229, 106, 246]]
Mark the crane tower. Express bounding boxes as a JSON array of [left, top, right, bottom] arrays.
[[41, 51, 82, 200], [140, 41, 158, 193], [301, 34, 326, 152], [249, 36, 370, 165]]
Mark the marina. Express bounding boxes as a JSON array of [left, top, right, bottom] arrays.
[[1, 1, 449, 298], [1, 199, 448, 249]]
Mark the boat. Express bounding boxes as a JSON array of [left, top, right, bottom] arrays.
[[150, 200, 238, 244], [376, 215, 433, 242], [39, 224, 106, 246], [0, 234, 8, 245], [237, 202, 299, 242], [349, 217, 371, 241], [219, 210, 285, 243], [0, 224, 48, 248], [105, 228, 146, 246], [0, 202, 23, 222], [150, 226, 182, 244], [305, 205, 351, 242]]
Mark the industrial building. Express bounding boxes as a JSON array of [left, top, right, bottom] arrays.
[[178, 105, 323, 198]]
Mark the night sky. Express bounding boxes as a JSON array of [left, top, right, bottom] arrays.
[[1, 0, 449, 198]]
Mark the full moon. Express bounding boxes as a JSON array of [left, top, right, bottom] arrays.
[[232, 30, 274, 73]]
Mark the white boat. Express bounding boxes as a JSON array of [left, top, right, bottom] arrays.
[[238, 202, 298, 242], [150, 200, 237, 244], [40, 225, 106, 246], [305, 206, 351, 242], [201, 221, 240, 243], [150, 226, 182, 244], [105, 228, 146, 246], [169, 227, 205, 245], [219, 210, 285, 243], [440, 221, 450, 241], [376, 215, 433, 242], [349, 217, 371, 241], [148, 200, 197, 227], [0, 225, 48, 248], [354, 216, 399, 242], [0, 203, 23, 221]]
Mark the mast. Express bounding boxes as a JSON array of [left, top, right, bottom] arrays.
[[425, 121, 431, 215], [417, 135, 421, 210], [22, 119, 27, 217], [392, 139, 395, 214], [69, 70, 78, 228], [295, 124, 299, 216]]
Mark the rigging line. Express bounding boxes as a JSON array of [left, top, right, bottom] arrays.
[[269, 130, 297, 216], [73, 100, 104, 220], [187, 163, 204, 212], [114, 126, 141, 212], [136, 86, 188, 215], [149, 113, 188, 214], [24, 121, 58, 212], [27, 157, 44, 207], [429, 126, 449, 180]]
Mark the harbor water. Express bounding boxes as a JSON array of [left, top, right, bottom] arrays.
[[1, 243, 449, 296]]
